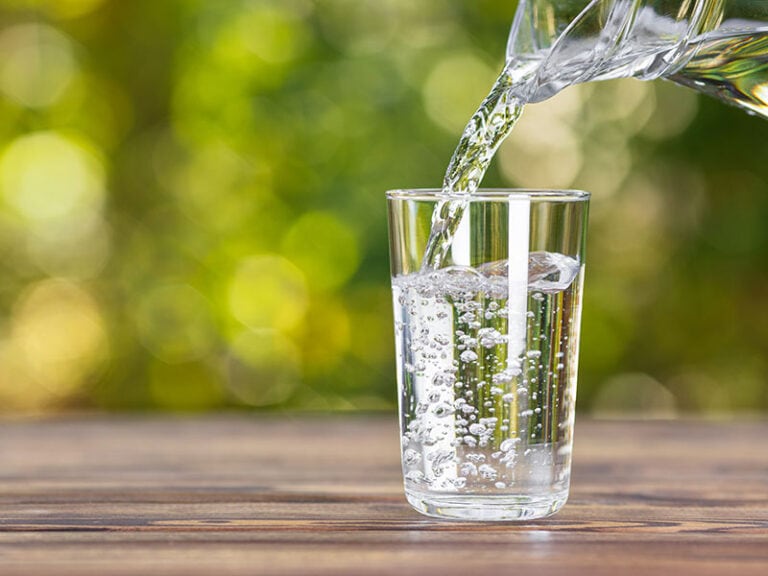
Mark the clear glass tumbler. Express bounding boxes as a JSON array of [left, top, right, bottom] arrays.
[[387, 189, 589, 520]]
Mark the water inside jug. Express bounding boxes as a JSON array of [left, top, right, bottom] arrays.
[[506, 0, 768, 116]]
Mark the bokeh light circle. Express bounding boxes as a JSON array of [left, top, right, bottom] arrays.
[[0, 24, 77, 108], [0, 131, 105, 223], [282, 211, 360, 292], [10, 279, 108, 399], [228, 254, 309, 331]]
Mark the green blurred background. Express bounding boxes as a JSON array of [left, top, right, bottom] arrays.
[[0, 0, 766, 416]]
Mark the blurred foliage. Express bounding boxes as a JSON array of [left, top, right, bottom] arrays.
[[0, 0, 766, 415]]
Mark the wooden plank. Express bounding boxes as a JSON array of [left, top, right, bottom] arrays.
[[0, 417, 766, 575]]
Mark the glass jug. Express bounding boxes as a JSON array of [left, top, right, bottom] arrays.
[[506, 0, 768, 117]]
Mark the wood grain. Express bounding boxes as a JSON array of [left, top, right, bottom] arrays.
[[0, 416, 766, 575]]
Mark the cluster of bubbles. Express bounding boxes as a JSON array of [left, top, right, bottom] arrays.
[[394, 257, 579, 493]]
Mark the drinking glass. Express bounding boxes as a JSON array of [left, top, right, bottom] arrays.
[[387, 189, 589, 520]]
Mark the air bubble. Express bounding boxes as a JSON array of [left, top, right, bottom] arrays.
[[433, 334, 449, 346], [403, 449, 422, 465], [405, 470, 424, 483], [478, 327, 505, 348], [468, 423, 486, 435], [452, 477, 467, 489], [430, 449, 455, 476], [478, 464, 498, 480], [500, 438, 519, 452], [433, 402, 455, 418], [459, 312, 476, 324], [460, 350, 478, 363]]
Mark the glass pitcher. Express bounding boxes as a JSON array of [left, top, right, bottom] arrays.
[[506, 0, 768, 117]]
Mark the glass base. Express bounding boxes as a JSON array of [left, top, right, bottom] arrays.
[[405, 488, 569, 521]]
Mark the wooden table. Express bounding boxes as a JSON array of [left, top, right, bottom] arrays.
[[1, 417, 766, 575]]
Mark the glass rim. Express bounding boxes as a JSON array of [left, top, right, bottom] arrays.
[[386, 188, 590, 202]]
